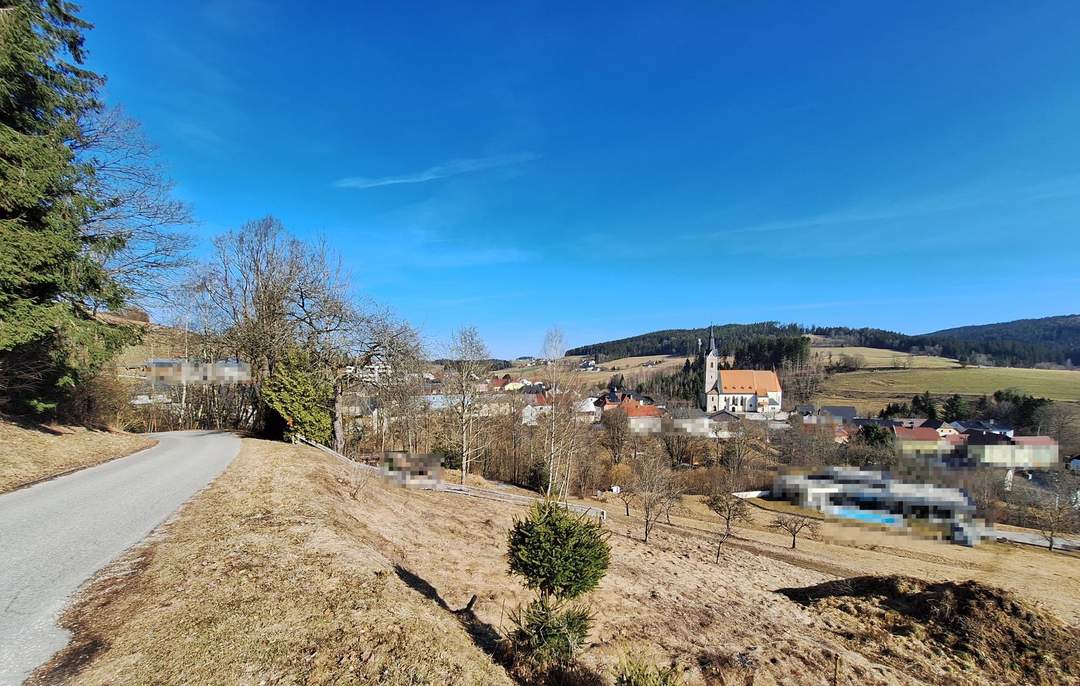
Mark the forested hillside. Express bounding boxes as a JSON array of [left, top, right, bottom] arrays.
[[816, 315, 1080, 367], [566, 322, 806, 359], [570, 316, 1080, 368]]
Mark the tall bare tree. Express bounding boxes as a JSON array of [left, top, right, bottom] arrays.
[[192, 218, 408, 438], [719, 420, 763, 489], [1035, 402, 1080, 457], [659, 430, 704, 469], [599, 407, 630, 464], [76, 107, 194, 306], [538, 326, 585, 498], [446, 326, 490, 484], [780, 357, 826, 405], [1029, 468, 1080, 551], [633, 441, 683, 543]]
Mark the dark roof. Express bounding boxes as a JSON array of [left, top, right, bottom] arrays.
[[953, 419, 1013, 433], [671, 407, 707, 419], [818, 405, 858, 421], [920, 419, 949, 430], [794, 404, 815, 416], [962, 429, 1013, 445], [708, 410, 742, 422], [852, 417, 899, 428]]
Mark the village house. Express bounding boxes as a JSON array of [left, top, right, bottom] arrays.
[[894, 426, 1059, 469], [815, 405, 858, 424], [920, 419, 959, 438], [622, 397, 664, 433], [669, 407, 710, 435]]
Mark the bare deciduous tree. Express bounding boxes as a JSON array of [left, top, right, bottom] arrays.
[[446, 326, 491, 484], [1029, 468, 1080, 551], [599, 407, 630, 464], [538, 326, 586, 498], [76, 107, 194, 305], [1035, 403, 1080, 457], [609, 462, 638, 516], [659, 430, 700, 469], [633, 442, 683, 543], [719, 420, 763, 490], [704, 487, 752, 562], [192, 217, 407, 438], [771, 514, 820, 549], [780, 357, 826, 405]]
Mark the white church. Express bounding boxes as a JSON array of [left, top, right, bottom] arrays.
[[701, 329, 783, 415]]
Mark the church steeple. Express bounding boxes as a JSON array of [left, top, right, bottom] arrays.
[[703, 324, 719, 411]]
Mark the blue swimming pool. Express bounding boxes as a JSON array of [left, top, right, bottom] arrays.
[[830, 506, 904, 527]]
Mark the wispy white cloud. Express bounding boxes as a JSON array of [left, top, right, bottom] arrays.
[[723, 193, 982, 235], [334, 152, 540, 189], [719, 172, 1080, 236]]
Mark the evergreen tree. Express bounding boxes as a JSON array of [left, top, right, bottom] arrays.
[[262, 348, 333, 443], [911, 391, 938, 420], [942, 394, 970, 422], [0, 0, 133, 412]]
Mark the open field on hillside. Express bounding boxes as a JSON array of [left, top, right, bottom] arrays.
[[817, 366, 1080, 415], [811, 347, 959, 369], [45, 439, 1079, 685], [0, 420, 156, 494], [489, 354, 695, 392]]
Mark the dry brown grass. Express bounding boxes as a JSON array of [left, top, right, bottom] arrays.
[[31, 439, 514, 686], [0, 420, 156, 493], [39, 440, 1080, 686]]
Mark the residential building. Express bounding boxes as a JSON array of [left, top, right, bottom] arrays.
[[623, 397, 664, 433], [816, 405, 857, 424], [920, 419, 959, 438], [894, 426, 1059, 469], [670, 407, 710, 435], [144, 358, 251, 385], [950, 420, 1014, 437]]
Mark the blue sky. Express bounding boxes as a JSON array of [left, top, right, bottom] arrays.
[[81, 2, 1080, 358]]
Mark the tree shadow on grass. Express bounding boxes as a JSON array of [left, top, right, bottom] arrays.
[[392, 564, 508, 667]]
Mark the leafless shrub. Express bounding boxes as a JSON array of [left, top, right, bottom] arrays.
[[771, 514, 820, 549]]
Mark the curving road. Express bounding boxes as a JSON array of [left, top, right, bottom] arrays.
[[0, 430, 240, 685]]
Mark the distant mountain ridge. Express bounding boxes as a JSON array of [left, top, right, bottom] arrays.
[[926, 315, 1080, 345], [567, 315, 1080, 368]]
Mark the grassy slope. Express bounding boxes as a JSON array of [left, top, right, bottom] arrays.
[[41, 440, 1080, 685], [816, 366, 1080, 415], [0, 420, 156, 493], [811, 347, 959, 369], [33, 440, 513, 686]]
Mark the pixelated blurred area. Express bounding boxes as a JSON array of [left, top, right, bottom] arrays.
[[380, 452, 442, 489], [774, 466, 983, 545]]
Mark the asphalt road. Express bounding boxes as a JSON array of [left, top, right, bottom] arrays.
[[0, 430, 240, 685]]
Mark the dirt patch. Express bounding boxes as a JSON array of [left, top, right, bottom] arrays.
[[778, 575, 1080, 685], [0, 419, 156, 493]]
